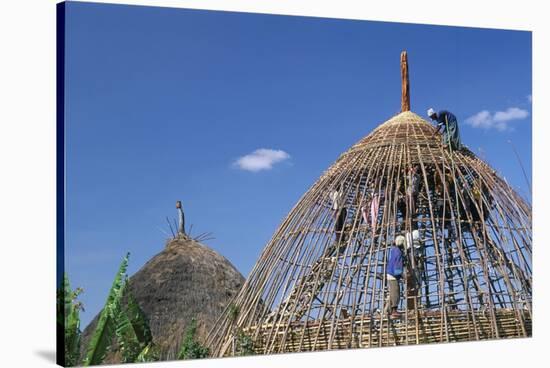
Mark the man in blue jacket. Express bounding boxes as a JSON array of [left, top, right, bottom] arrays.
[[386, 235, 405, 318], [428, 108, 462, 151]]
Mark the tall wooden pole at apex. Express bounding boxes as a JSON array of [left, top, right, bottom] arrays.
[[401, 51, 410, 112]]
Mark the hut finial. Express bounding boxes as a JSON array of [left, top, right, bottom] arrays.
[[176, 200, 185, 236], [400, 51, 410, 112]]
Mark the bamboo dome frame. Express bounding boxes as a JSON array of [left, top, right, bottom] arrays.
[[206, 52, 532, 356]]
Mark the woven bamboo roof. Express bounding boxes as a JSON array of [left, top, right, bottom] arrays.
[[206, 52, 532, 357]]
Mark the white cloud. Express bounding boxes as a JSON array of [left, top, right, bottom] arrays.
[[493, 107, 529, 122], [466, 110, 492, 128], [465, 107, 529, 131], [233, 148, 290, 172]]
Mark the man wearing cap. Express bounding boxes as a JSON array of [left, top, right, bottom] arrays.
[[427, 108, 462, 151], [386, 235, 405, 319]]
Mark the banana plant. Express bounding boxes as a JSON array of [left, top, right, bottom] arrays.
[[115, 279, 156, 362], [82, 253, 130, 366], [82, 252, 158, 365]]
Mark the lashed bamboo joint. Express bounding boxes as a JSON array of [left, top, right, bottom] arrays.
[[206, 52, 532, 357]]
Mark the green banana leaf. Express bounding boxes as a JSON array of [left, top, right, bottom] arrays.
[[113, 281, 142, 363], [115, 278, 156, 362], [82, 253, 130, 366], [124, 287, 153, 345]]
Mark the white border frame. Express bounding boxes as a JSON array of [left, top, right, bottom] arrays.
[[1, 1, 548, 367]]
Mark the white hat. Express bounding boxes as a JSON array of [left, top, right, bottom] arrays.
[[427, 108, 436, 117], [395, 235, 406, 246]]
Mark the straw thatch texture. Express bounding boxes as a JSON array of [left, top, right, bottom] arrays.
[[80, 237, 244, 363], [206, 111, 532, 357]]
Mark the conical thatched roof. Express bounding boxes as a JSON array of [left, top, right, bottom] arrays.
[[81, 236, 244, 362], [206, 53, 532, 357]]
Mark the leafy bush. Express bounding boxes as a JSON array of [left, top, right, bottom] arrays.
[[236, 330, 255, 356], [57, 274, 84, 366], [228, 303, 240, 322], [178, 318, 210, 359]]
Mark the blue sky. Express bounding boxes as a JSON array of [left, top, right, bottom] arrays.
[[64, 2, 532, 327]]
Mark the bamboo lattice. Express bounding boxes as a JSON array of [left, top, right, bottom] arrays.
[[205, 52, 532, 357]]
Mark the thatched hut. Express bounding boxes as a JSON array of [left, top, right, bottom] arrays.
[[80, 235, 244, 362]]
